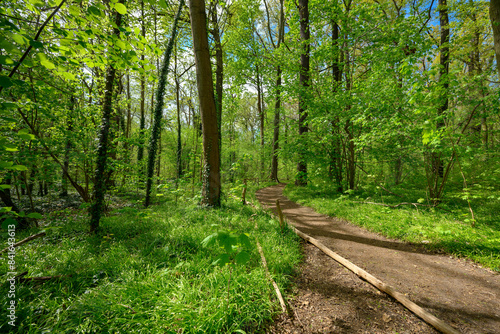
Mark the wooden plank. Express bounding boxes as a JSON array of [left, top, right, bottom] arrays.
[[292, 226, 461, 334]]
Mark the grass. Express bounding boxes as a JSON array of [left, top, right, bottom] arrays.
[[0, 189, 302, 333], [284, 182, 500, 272]]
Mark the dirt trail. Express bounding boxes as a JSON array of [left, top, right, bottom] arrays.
[[257, 184, 500, 334]]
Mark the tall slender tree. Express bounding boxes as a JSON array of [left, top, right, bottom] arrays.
[[296, 0, 310, 186], [490, 0, 500, 77], [145, 0, 185, 208], [270, 0, 285, 182], [189, 0, 221, 207], [89, 1, 124, 232]]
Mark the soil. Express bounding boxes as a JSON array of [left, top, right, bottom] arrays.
[[256, 184, 500, 334]]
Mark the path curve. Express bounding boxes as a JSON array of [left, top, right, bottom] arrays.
[[257, 184, 500, 334]]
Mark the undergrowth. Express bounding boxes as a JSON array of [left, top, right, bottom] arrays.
[[284, 183, 500, 272], [0, 191, 301, 333]]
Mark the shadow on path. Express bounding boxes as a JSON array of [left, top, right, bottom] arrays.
[[257, 184, 500, 334]]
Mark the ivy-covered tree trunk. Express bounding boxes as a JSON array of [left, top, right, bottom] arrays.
[[270, 66, 281, 182], [137, 0, 146, 173], [144, 0, 184, 207], [210, 3, 223, 168], [330, 20, 343, 192], [189, 0, 221, 207], [427, 0, 450, 202], [175, 41, 183, 181], [344, 47, 356, 190], [60, 95, 75, 197], [89, 2, 123, 233], [296, 0, 310, 186], [270, 0, 285, 183], [256, 64, 265, 178]]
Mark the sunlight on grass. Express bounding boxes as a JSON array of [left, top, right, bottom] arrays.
[[284, 183, 500, 272], [0, 194, 301, 333]]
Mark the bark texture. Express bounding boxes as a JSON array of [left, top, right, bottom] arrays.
[[296, 0, 310, 186], [89, 2, 123, 232], [189, 0, 221, 207], [490, 0, 500, 77]]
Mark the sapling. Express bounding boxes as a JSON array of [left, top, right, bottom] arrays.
[[201, 231, 252, 302]]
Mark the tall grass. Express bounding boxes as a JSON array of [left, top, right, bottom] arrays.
[[0, 193, 301, 333]]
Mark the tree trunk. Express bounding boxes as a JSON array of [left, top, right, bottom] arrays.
[[270, 66, 281, 182], [0, 173, 29, 228], [175, 41, 183, 180], [189, 0, 221, 207], [270, 0, 285, 182], [490, 0, 500, 77], [344, 46, 356, 190], [89, 2, 123, 232], [137, 0, 146, 167], [296, 0, 310, 186], [211, 3, 223, 168], [61, 95, 75, 197], [428, 0, 450, 201], [256, 64, 265, 179], [144, 0, 184, 207], [330, 20, 343, 192]]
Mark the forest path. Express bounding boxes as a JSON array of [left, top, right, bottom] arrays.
[[256, 184, 500, 334]]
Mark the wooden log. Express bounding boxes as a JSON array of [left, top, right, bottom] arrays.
[[275, 199, 285, 230], [256, 239, 287, 313], [292, 226, 460, 334], [0, 231, 46, 254]]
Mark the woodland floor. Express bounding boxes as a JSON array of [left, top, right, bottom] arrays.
[[256, 184, 500, 334]]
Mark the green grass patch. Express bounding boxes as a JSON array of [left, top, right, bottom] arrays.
[[0, 193, 301, 333], [284, 183, 500, 272]]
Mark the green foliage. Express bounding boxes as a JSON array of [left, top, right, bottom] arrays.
[[202, 231, 252, 266], [0, 193, 301, 333]]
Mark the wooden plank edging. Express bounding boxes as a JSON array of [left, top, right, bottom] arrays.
[[290, 226, 461, 334]]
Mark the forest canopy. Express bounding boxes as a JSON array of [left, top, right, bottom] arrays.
[[0, 0, 499, 230]]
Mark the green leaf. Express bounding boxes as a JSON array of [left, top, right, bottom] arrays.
[[35, 53, 56, 70], [11, 33, 27, 45], [235, 251, 250, 265], [0, 161, 13, 168], [28, 0, 45, 6], [0, 39, 21, 54], [68, 5, 80, 16], [159, 0, 168, 9], [0, 55, 15, 65], [1, 102, 17, 110], [27, 212, 43, 219], [114, 3, 127, 14], [60, 71, 76, 81], [87, 6, 102, 17], [0, 184, 11, 190], [0, 207, 12, 213], [18, 129, 36, 140], [239, 233, 251, 248], [201, 233, 218, 248], [29, 39, 44, 49], [2, 143, 18, 152], [2, 217, 17, 229], [116, 39, 127, 50], [212, 253, 230, 266], [0, 75, 13, 88], [7, 165, 28, 171]]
